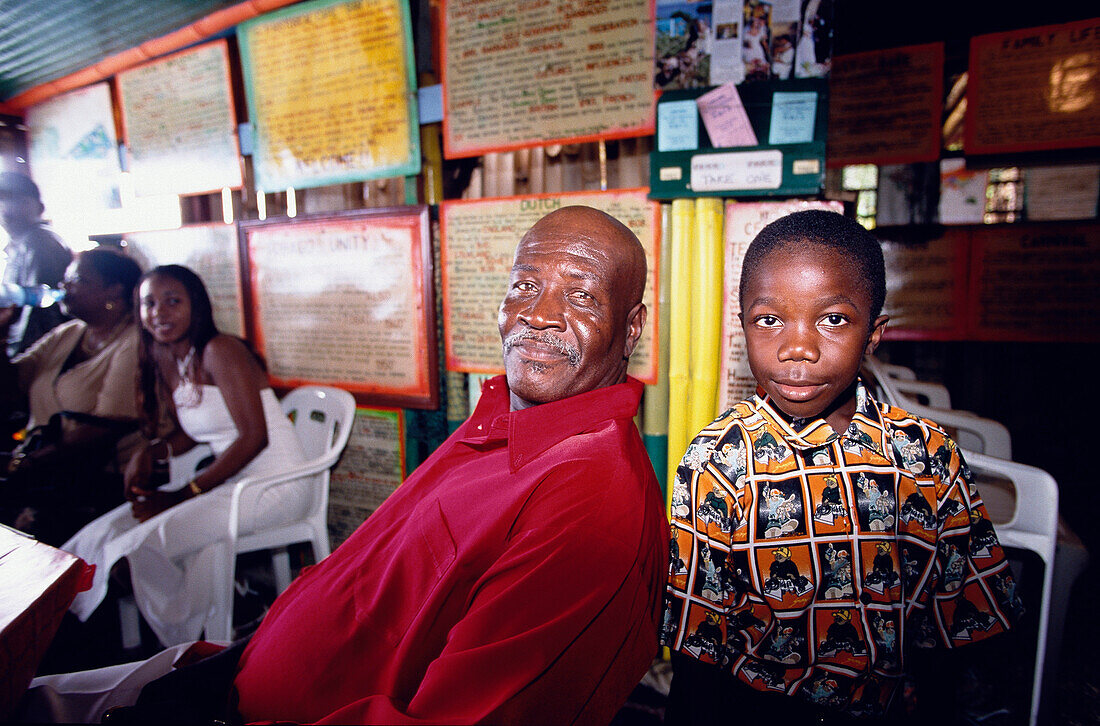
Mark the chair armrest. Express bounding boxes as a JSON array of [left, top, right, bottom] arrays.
[[223, 455, 340, 540]]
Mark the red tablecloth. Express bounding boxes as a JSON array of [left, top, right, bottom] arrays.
[[0, 524, 91, 718]]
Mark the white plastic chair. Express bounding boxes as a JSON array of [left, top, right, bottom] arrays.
[[874, 357, 953, 407], [863, 356, 1012, 459], [202, 385, 356, 641], [967, 451, 1060, 726]]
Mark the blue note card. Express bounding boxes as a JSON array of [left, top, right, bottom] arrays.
[[658, 100, 699, 152], [769, 91, 817, 145]]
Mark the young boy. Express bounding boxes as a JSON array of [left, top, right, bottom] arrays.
[[662, 210, 1021, 723]]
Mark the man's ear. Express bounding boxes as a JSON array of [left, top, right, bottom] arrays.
[[622, 303, 647, 359], [865, 314, 889, 355]]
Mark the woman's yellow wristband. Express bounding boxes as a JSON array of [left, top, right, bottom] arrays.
[[188, 480, 203, 497]]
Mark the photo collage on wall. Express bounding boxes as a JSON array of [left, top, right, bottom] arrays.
[[656, 0, 834, 90]]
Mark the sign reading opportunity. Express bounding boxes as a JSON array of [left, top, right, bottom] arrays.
[[443, 0, 655, 158]]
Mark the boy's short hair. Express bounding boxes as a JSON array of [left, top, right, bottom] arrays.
[[739, 210, 886, 323]]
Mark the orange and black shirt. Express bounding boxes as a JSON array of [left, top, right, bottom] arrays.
[[662, 380, 1019, 717]]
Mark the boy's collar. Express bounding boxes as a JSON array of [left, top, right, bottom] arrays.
[[754, 378, 890, 456]]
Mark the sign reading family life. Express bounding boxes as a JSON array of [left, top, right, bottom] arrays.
[[441, 190, 659, 384], [443, 0, 655, 158], [240, 207, 438, 409], [967, 18, 1100, 154], [117, 40, 243, 196], [238, 0, 420, 191]]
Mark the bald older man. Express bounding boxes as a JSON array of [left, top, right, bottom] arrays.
[[232, 206, 666, 724], [27, 206, 667, 726]]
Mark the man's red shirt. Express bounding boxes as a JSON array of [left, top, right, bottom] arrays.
[[233, 376, 668, 725]]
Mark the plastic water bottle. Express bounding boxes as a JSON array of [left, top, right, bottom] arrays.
[[0, 282, 65, 308]]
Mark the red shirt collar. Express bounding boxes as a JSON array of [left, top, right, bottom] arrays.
[[463, 375, 645, 473]]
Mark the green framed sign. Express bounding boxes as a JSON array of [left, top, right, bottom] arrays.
[[649, 79, 827, 200], [238, 0, 421, 192]]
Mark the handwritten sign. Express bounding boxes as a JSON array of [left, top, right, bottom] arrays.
[[719, 200, 843, 411], [658, 100, 699, 152], [968, 222, 1100, 342], [240, 207, 438, 408], [827, 43, 943, 167], [691, 150, 782, 192], [441, 190, 659, 383], [238, 0, 420, 191], [879, 230, 968, 340], [967, 18, 1100, 155], [328, 407, 404, 547], [125, 224, 246, 337], [443, 0, 655, 158], [117, 40, 242, 196]]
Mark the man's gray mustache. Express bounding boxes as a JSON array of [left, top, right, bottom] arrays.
[[503, 331, 581, 367]]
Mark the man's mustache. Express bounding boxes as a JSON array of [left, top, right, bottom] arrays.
[[502, 330, 581, 367]]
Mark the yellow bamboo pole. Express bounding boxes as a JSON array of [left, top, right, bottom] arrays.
[[665, 199, 695, 508], [643, 204, 673, 499], [688, 198, 724, 436]]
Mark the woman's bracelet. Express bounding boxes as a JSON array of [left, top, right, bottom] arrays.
[[188, 479, 203, 497]]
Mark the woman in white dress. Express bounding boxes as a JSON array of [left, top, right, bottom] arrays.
[[64, 265, 307, 647]]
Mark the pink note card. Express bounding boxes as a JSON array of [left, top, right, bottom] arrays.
[[696, 82, 758, 148]]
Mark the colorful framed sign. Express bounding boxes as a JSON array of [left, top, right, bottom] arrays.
[[328, 407, 405, 547], [117, 40, 243, 196], [239, 206, 438, 408], [25, 82, 122, 220], [440, 190, 660, 384], [238, 0, 421, 191], [442, 0, 656, 158]]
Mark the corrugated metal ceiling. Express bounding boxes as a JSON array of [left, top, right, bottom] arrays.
[[0, 0, 242, 101]]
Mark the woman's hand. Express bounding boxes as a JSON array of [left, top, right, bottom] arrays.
[[130, 487, 189, 522], [123, 445, 153, 500]]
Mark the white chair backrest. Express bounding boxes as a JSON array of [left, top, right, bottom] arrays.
[[966, 450, 1057, 726], [280, 386, 357, 465], [862, 356, 1012, 459]]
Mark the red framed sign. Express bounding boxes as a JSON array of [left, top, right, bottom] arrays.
[[827, 43, 944, 167], [442, 0, 656, 159], [966, 18, 1100, 155], [239, 206, 438, 408]]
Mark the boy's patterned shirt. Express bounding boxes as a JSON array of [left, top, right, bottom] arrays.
[[662, 380, 1019, 716]]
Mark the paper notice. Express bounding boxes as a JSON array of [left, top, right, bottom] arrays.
[[696, 82, 758, 148]]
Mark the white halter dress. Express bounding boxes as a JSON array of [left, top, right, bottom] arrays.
[[64, 381, 307, 646]]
